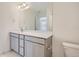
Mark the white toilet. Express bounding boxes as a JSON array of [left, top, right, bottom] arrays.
[[62, 42, 79, 57]]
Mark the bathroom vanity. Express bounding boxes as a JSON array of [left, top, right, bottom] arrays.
[[10, 31, 52, 57]]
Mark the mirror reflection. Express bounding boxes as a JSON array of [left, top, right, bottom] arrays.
[[17, 2, 53, 32]]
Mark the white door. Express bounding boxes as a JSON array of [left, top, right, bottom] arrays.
[[25, 41, 44, 57]]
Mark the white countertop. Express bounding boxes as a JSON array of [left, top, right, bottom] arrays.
[[10, 30, 52, 39]]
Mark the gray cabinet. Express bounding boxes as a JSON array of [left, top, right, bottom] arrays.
[[19, 47, 24, 56], [10, 32, 52, 57], [24, 36, 45, 57], [19, 39, 24, 47], [19, 34, 25, 56], [25, 40, 44, 57], [19, 39, 24, 56], [10, 33, 18, 53]]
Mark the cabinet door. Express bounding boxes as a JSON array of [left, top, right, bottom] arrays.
[[19, 47, 24, 56], [25, 41, 44, 57], [20, 39, 24, 47], [19, 39, 24, 56], [11, 37, 18, 53]]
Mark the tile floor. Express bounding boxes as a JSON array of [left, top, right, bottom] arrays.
[[0, 51, 20, 57]]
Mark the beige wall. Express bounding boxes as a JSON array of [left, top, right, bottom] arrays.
[[53, 2, 79, 57], [0, 3, 19, 54]]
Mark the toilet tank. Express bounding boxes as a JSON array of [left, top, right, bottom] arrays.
[[62, 42, 79, 57]]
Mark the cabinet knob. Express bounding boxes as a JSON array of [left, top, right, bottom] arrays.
[[48, 47, 51, 50], [47, 45, 52, 50]]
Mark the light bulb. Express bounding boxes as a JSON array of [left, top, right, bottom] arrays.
[[23, 3, 26, 6], [17, 5, 21, 9], [17, 2, 31, 10]]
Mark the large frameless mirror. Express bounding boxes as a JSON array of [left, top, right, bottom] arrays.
[[16, 2, 53, 32]]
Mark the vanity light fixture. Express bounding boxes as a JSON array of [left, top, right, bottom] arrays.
[[17, 2, 31, 11]]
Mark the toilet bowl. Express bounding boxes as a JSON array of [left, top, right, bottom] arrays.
[[62, 42, 79, 57]]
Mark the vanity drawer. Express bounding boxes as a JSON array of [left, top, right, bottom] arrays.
[[25, 36, 45, 45]]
